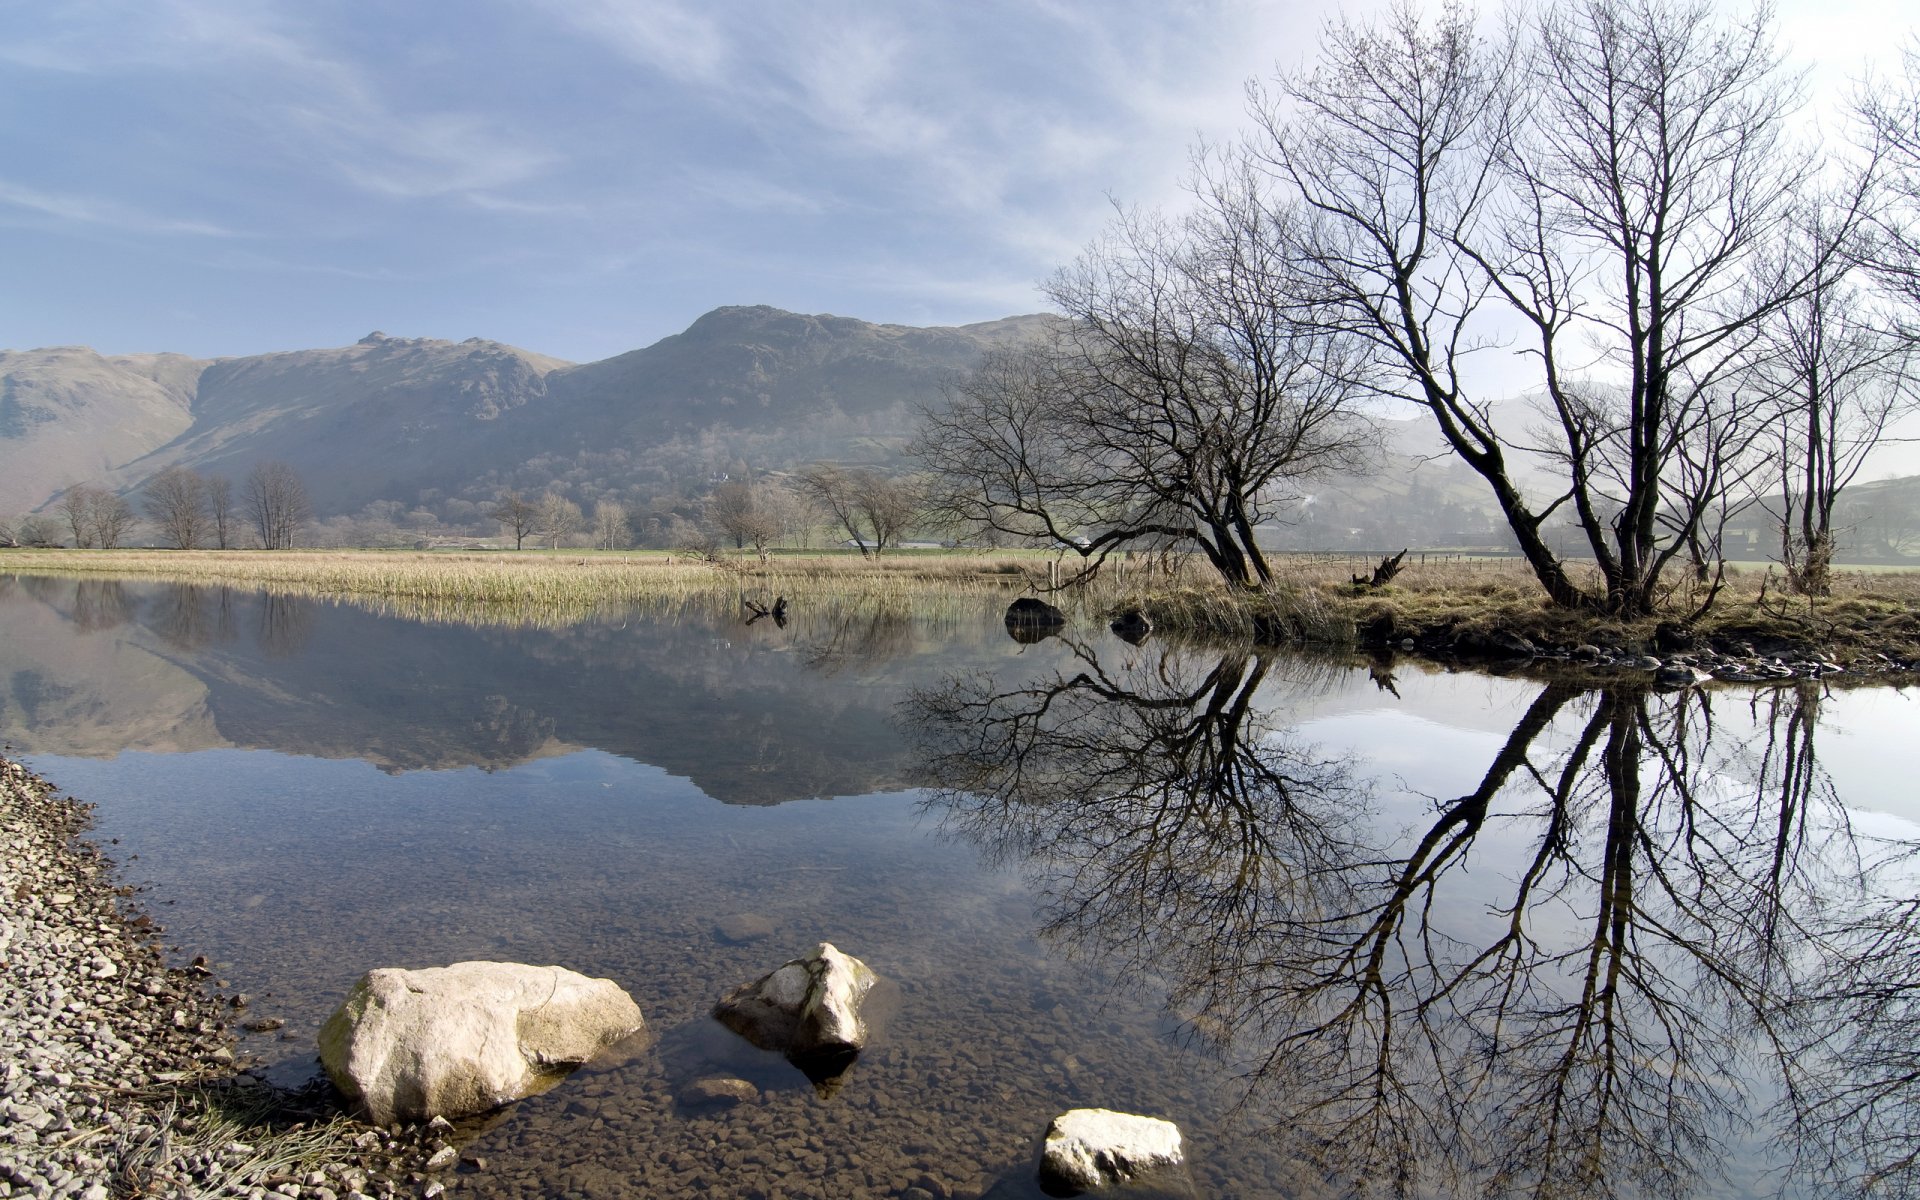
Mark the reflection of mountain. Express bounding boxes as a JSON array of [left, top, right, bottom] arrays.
[[0, 576, 225, 756], [0, 578, 1001, 803], [906, 644, 1920, 1198]]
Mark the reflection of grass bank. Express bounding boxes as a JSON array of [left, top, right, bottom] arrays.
[[6, 549, 1917, 659]]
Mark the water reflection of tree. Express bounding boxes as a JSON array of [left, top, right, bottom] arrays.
[[153, 585, 241, 651], [1755, 679, 1920, 1199], [907, 643, 1367, 1016], [256, 593, 311, 658], [906, 651, 1905, 1198], [71, 580, 137, 632], [800, 608, 915, 675]]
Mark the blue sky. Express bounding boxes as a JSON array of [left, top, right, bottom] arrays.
[[1, 0, 1910, 364]]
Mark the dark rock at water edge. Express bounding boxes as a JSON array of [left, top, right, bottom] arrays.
[[1109, 610, 1152, 645], [1006, 597, 1067, 628]]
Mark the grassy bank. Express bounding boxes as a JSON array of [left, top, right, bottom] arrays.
[[5, 548, 1917, 661], [1113, 552, 1920, 660]]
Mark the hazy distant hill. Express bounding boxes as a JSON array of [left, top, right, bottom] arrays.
[[109, 332, 573, 515], [0, 347, 202, 514], [0, 306, 1056, 517]]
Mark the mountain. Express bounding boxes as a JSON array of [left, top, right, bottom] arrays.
[[0, 347, 202, 514], [0, 306, 1057, 517], [110, 332, 573, 515]]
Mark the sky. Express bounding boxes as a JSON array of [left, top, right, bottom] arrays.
[[1, 0, 1913, 365]]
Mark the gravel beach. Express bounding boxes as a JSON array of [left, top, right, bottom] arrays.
[[0, 756, 436, 1200]]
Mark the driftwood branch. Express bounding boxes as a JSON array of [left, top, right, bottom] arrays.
[[1352, 549, 1409, 590]]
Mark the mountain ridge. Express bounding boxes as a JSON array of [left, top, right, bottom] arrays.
[[0, 306, 1057, 516]]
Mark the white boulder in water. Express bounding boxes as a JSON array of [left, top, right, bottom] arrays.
[[714, 941, 876, 1063], [318, 961, 646, 1124], [1039, 1108, 1186, 1195]]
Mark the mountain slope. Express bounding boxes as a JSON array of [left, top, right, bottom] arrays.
[[111, 332, 573, 515], [0, 347, 202, 513]]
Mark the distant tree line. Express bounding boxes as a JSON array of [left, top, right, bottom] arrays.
[[0, 462, 307, 551]]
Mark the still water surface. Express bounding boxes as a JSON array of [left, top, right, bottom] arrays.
[[2, 574, 1917, 1199]]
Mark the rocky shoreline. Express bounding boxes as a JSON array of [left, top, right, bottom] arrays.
[[0, 757, 441, 1200]]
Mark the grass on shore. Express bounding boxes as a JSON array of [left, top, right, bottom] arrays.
[[5, 547, 1917, 657], [0, 548, 1049, 627]]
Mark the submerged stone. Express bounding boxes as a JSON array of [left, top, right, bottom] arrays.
[[1038, 1108, 1187, 1196], [714, 942, 877, 1073]]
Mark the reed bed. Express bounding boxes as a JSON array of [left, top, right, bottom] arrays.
[[0, 549, 1055, 632], [0, 548, 1037, 599]]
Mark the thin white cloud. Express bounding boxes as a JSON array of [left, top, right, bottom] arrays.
[[6, 1, 559, 206], [0, 179, 244, 237], [679, 168, 830, 216], [538, 0, 732, 86]]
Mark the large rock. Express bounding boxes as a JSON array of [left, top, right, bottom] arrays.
[[1038, 1109, 1186, 1196], [1006, 597, 1067, 628], [318, 961, 646, 1125], [714, 942, 876, 1067]]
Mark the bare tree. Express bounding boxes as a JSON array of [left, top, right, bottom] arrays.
[[1258, 0, 1866, 616], [706, 483, 760, 551], [488, 491, 539, 550], [851, 472, 920, 555], [794, 464, 915, 556], [1750, 239, 1916, 594], [143, 466, 209, 550], [592, 499, 630, 551], [51, 485, 135, 549], [918, 168, 1369, 589], [90, 492, 136, 549], [15, 514, 61, 548], [206, 475, 235, 549], [535, 491, 583, 549], [243, 462, 311, 550], [56, 486, 99, 547], [1859, 37, 1920, 316]]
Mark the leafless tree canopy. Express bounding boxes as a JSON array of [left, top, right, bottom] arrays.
[[535, 491, 583, 549], [592, 499, 630, 551], [1748, 221, 1917, 594], [1256, 0, 1874, 614], [793, 464, 919, 557], [10, 513, 61, 548], [55, 485, 137, 549], [705, 480, 802, 563], [1860, 37, 1920, 315], [917, 168, 1371, 589], [142, 466, 209, 550], [488, 491, 539, 550], [242, 462, 311, 550], [205, 475, 235, 549]]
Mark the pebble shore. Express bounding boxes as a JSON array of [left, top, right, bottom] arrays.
[[0, 757, 438, 1200]]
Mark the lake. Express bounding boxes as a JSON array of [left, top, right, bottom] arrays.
[[2, 573, 1917, 1199]]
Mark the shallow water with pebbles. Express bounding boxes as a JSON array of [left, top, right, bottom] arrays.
[[36, 754, 1316, 1199]]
